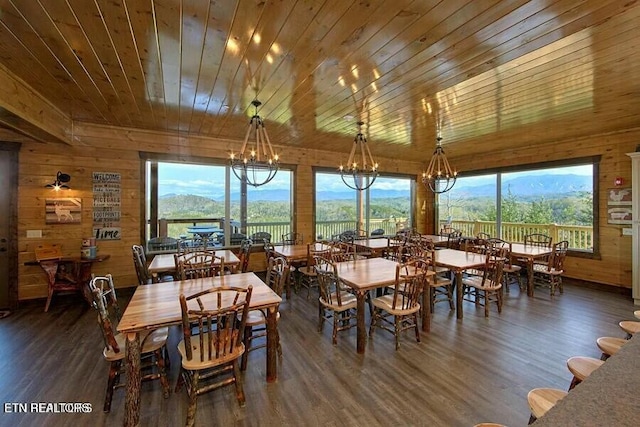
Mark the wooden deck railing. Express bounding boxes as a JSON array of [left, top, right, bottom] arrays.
[[439, 220, 593, 250]]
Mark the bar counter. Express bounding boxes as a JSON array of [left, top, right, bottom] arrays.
[[534, 333, 640, 426]]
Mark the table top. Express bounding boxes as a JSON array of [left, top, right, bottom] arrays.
[[335, 257, 432, 291], [117, 272, 282, 334], [148, 250, 240, 274], [533, 334, 640, 426], [272, 242, 333, 261], [433, 248, 487, 271], [509, 243, 553, 258], [353, 238, 395, 250]]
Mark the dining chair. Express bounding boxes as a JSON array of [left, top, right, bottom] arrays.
[[488, 238, 523, 293], [369, 259, 428, 350], [462, 247, 506, 317], [524, 233, 553, 248], [241, 256, 289, 370], [424, 248, 455, 312], [297, 242, 332, 299], [314, 256, 357, 345], [532, 240, 568, 296], [175, 250, 224, 280], [237, 239, 253, 273], [175, 286, 252, 427], [133, 244, 173, 285], [251, 231, 272, 244], [281, 231, 303, 245], [89, 274, 169, 412]]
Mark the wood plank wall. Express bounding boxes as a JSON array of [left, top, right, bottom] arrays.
[[16, 123, 423, 300], [15, 122, 636, 300]]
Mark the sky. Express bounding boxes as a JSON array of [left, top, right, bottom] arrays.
[[156, 162, 411, 197]]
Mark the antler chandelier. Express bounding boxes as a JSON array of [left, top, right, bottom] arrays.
[[422, 135, 457, 194], [339, 121, 379, 191], [230, 99, 279, 187]]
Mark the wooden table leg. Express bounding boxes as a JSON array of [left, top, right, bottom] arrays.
[[266, 306, 279, 383], [422, 285, 432, 332], [124, 332, 141, 427], [456, 270, 464, 320], [356, 290, 367, 354], [527, 258, 535, 297]]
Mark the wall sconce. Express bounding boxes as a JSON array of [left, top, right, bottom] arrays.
[[45, 171, 71, 191]]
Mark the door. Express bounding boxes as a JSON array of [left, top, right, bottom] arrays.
[[0, 143, 19, 310]]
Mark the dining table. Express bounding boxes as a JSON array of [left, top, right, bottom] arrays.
[[335, 257, 434, 354], [432, 249, 488, 319], [353, 237, 398, 257], [509, 243, 553, 297], [420, 234, 450, 247], [148, 249, 241, 281], [117, 272, 281, 427]]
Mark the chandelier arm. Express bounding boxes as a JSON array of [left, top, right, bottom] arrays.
[[364, 142, 376, 170], [360, 136, 367, 170], [255, 120, 263, 162], [346, 138, 357, 167], [262, 125, 276, 159], [240, 119, 253, 155]]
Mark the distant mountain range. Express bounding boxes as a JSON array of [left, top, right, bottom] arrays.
[[159, 174, 591, 202], [452, 174, 591, 198], [160, 188, 410, 202]]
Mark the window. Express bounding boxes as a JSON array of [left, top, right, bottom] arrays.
[[314, 171, 415, 240], [436, 158, 598, 254], [144, 157, 293, 250]]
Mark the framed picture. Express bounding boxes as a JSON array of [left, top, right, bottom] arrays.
[[45, 198, 82, 224], [607, 207, 632, 225], [607, 188, 632, 206]]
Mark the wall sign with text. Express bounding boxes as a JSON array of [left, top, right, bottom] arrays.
[[93, 172, 121, 239]]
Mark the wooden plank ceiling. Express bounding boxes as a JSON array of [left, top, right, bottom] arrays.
[[0, 0, 639, 162]]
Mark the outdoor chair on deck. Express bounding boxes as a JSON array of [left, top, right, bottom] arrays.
[[89, 274, 169, 412]]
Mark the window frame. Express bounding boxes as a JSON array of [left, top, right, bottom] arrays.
[[436, 155, 600, 259], [140, 152, 296, 249]]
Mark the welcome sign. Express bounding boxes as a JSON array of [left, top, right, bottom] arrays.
[[93, 172, 121, 240]]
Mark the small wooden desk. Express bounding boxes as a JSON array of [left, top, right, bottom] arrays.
[[117, 272, 281, 427], [335, 257, 434, 353], [433, 249, 487, 319], [28, 254, 110, 311], [509, 243, 553, 297], [148, 249, 240, 280]]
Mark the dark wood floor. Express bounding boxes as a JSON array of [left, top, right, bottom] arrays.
[[0, 279, 635, 427]]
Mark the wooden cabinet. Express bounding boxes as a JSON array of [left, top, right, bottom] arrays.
[[627, 152, 640, 305]]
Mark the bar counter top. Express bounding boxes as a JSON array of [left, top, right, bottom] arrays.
[[533, 332, 640, 426]]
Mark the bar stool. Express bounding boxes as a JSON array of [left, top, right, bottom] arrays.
[[618, 320, 640, 338], [634, 310, 640, 320], [527, 387, 568, 424], [566, 356, 604, 390], [596, 336, 627, 360]]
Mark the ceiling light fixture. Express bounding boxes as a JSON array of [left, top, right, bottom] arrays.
[[422, 135, 457, 193], [230, 99, 279, 187], [45, 171, 71, 191], [339, 120, 379, 191]]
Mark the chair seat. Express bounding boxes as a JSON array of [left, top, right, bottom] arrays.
[[567, 356, 604, 381], [320, 291, 357, 311], [532, 264, 563, 275], [634, 310, 640, 320], [245, 309, 280, 326], [503, 264, 522, 273], [462, 276, 502, 291], [104, 327, 168, 362], [619, 320, 640, 335], [596, 336, 627, 357], [527, 388, 568, 419], [177, 336, 245, 371], [297, 265, 317, 276], [371, 294, 420, 316]]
